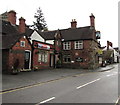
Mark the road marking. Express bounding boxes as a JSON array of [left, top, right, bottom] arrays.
[[106, 71, 111, 73], [114, 96, 120, 105], [76, 78, 101, 89], [0, 75, 74, 94], [1, 72, 90, 94], [106, 73, 117, 77], [0, 71, 99, 94], [106, 74, 113, 77], [35, 97, 55, 105]]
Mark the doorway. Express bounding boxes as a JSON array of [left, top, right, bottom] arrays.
[[50, 54, 54, 67], [24, 51, 31, 69]]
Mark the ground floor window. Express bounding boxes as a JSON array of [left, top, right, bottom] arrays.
[[38, 51, 48, 63], [63, 55, 71, 63]]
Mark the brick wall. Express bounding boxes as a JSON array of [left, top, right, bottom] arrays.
[[3, 36, 32, 73], [32, 41, 53, 70], [62, 40, 99, 69], [12, 36, 31, 50], [33, 49, 51, 70]]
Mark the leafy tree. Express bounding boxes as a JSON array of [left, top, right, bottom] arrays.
[[32, 7, 48, 31]]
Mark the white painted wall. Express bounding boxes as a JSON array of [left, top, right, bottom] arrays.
[[30, 31, 45, 43], [114, 50, 119, 62], [45, 40, 54, 44]]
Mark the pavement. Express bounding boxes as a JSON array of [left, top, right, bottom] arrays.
[[2, 64, 115, 91], [95, 65, 115, 72]]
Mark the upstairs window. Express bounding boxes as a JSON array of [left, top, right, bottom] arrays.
[[74, 41, 83, 49], [20, 41, 25, 47], [63, 42, 71, 50]]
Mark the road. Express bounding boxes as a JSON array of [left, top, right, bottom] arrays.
[[2, 64, 119, 104]]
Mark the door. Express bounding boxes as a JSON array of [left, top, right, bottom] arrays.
[[24, 51, 30, 69]]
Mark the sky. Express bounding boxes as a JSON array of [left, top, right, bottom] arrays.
[[0, 0, 119, 47]]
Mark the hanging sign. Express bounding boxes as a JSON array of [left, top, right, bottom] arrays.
[[38, 43, 50, 49]]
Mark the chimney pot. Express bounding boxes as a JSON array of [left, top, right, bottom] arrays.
[[90, 13, 95, 27], [7, 10, 16, 25], [19, 17, 26, 33], [71, 19, 77, 28]]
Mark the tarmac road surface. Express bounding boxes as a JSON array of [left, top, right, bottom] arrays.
[[2, 64, 119, 104]]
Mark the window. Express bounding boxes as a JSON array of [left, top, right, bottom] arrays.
[[74, 41, 83, 49], [63, 55, 71, 63], [63, 42, 71, 50], [38, 51, 48, 63], [20, 41, 25, 47]]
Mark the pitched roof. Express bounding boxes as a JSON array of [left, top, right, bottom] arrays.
[[1, 20, 34, 36], [1, 20, 33, 49], [2, 20, 19, 35], [25, 27, 34, 37], [37, 30, 56, 40], [2, 34, 24, 49], [39, 26, 96, 41]]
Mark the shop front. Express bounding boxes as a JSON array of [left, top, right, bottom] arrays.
[[32, 40, 54, 70]]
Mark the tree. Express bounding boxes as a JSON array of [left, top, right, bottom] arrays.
[[32, 7, 48, 31]]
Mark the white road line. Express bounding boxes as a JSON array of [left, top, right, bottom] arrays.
[[76, 78, 101, 89], [106, 73, 117, 77], [115, 97, 120, 105], [106, 74, 112, 77], [106, 71, 111, 73], [36, 97, 55, 104]]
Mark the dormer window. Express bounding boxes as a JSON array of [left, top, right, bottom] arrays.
[[20, 41, 25, 47]]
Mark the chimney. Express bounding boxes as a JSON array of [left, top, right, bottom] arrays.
[[71, 19, 77, 28], [19, 17, 26, 33], [8, 10, 16, 25], [90, 13, 95, 27]]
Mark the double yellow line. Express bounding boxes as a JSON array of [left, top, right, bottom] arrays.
[[0, 71, 98, 95], [0, 73, 84, 94]]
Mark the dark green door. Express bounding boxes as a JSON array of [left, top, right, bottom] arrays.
[[24, 51, 30, 69]]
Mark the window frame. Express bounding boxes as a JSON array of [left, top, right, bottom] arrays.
[[74, 41, 83, 49], [38, 51, 48, 63], [63, 42, 71, 50], [20, 41, 25, 47], [63, 55, 71, 63]]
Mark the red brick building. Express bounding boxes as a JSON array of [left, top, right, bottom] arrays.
[[2, 10, 33, 73], [32, 40, 54, 70], [2, 34, 32, 73], [40, 14, 101, 69]]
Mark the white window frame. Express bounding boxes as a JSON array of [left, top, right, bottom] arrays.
[[63, 42, 71, 50], [38, 51, 48, 63], [20, 41, 25, 47], [74, 41, 83, 49]]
